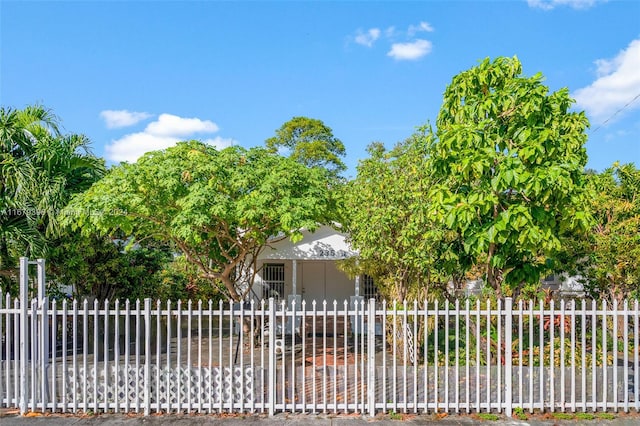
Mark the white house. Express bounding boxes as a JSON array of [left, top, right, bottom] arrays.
[[252, 225, 376, 304], [251, 225, 586, 306]]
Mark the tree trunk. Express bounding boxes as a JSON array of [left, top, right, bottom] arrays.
[[486, 201, 502, 298], [486, 246, 503, 299], [219, 273, 241, 301]]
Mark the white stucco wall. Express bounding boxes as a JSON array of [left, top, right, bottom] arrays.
[[252, 225, 358, 302], [258, 225, 357, 261]]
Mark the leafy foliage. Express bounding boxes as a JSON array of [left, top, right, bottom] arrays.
[[429, 56, 591, 294], [567, 163, 640, 301], [341, 131, 469, 301], [0, 105, 104, 294], [47, 231, 219, 302], [65, 141, 336, 301], [47, 233, 173, 301], [1, 105, 61, 266], [266, 116, 346, 177]]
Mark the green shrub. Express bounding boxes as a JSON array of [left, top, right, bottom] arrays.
[[389, 410, 402, 420], [513, 406, 527, 420]]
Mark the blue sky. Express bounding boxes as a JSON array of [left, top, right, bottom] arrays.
[[2, 0, 639, 178]]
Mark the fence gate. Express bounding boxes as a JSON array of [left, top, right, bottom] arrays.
[[1, 257, 48, 414]]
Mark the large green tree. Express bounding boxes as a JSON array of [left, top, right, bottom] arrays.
[[0, 105, 104, 292], [342, 131, 468, 301], [65, 141, 336, 301], [562, 163, 640, 301], [266, 116, 346, 176], [1, 105, 61, 265], [429, 56, 592, 295]]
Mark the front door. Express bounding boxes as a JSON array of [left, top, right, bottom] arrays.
[[301, 261, 325, 303]]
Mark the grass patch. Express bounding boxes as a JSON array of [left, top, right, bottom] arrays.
[[552, 412, 575, 420], [575, 412, 595, 420], [477, 413, 499, 421], [595, 412, 616, 420]]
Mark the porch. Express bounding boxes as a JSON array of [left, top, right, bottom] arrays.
[[253, 225, 378, 304]]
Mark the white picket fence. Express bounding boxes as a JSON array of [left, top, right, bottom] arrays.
[[1, 293, 639, 416]]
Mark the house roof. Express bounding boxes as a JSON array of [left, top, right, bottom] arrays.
[[258, 224, 357, 261]]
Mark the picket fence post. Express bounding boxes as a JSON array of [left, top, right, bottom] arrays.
[[504, 297, 513, 417], [19, 257, 29, 415], [144, 299, 151, 415], [367, 298, 376, 417], [37, 259, 48, 368], [268, 298, 275, 416]]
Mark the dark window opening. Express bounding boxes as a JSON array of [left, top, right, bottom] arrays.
[[263, 263, 285, 300], [362, 274, 380, 301]]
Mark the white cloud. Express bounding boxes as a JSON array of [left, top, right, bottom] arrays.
[[202, 136, 236, 150], [384, 26, 396, 38], [105, 133, 178, 163], [527, 0, 603, 10], [145, 113, 218, 137], [105, 113, 229, 163], [408, 21, 434, 36], [351, 22, 435, 62], [387, 39, 432, 61], [573, 39, 640, 122], [354, 28, 381, 47], [100, 110, 152, 129], [604, 129, 630, 142]]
